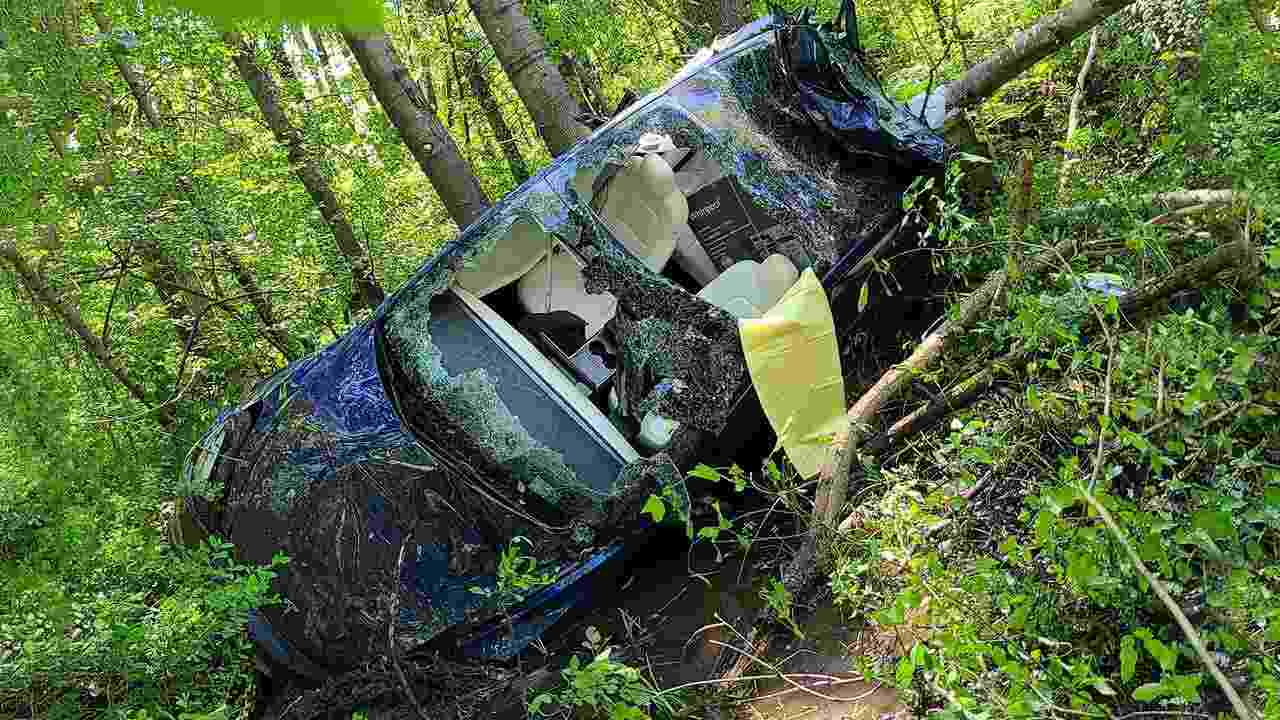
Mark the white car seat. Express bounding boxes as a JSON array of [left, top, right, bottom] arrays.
[[516, 146, 688, 337]]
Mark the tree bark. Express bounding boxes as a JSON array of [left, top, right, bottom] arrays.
[[466, 0, 590, 157], [788, 233, 1081, 591], [341, 29, 492, 229], [944, 0, 1137, 111], [134, 236, 212, 356], [558, 50, 608, 119], [1, 239, 175, 428], [214, 236, 303, 361], [467, 55, 530, 183], [92, 6, 161, 128], [227, 31, 386, 312], [718, 0, 751, 35], [681, 0, 720, 48], [1058, 28, 1100, 201], [1249, 0, 1280, 32]]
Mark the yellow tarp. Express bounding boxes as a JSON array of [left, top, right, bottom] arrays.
[[738, 269, 845, 479]]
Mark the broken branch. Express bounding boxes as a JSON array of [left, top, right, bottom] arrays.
[[1057, 27, 1101, 202]]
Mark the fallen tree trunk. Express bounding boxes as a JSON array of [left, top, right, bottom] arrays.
[[784, 234, 1080, 591], [945, 0, 1138, 111], [1045, 189, 1246, 225], [854, 229, 1255, 484]]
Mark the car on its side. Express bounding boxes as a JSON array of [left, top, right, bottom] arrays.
[[184, 6, 948, 681]]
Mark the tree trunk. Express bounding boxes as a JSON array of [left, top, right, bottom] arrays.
[[214, 236, 304, 361], [1249, 0, 1280, 31], [226, 31, 386, 312], [944, 0, 1138, 111], [467, 55, 530, 183], [681, 0, 720, 49], [290, 27, 331, 94], [1, 239, 175, 428], [134, 236, 213, 356], [466, 0, 589, 157], [341, 29, 492, 229], [271, 38, 312, 112], [558, 50, 608, 119], [718, 0, 751, 35], [92, 6, 161, 128], [306, 27, 376, 160]]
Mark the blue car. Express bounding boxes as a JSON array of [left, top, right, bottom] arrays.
[[184, 6, 946, 681]]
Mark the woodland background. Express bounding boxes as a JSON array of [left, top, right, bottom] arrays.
[[2, 0, 1280, 717]]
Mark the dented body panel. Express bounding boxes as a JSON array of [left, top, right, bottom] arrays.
[[185, 9, 946, 680]]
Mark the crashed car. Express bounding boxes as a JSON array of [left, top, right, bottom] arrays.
[[184, 7, 948, 680]]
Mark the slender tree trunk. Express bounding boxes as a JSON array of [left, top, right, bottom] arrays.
[[92, 6, 160, 128], [271, 38, 312, 113], [135, 236, 213, 356], [214, 237, 304, 361], [99, 8, 302, 357], [558, 50, 608, 119], [1, 239, 175, 428], [718, 0, 751, 35], [1058, 28, 1100, 202], [94, 6, 216, 354], [945, 0, 1137, 110], [305, 27, 376, 161], [226, 31, 386, 312], [466, 0, 589, 157], [467, 55, 530, 183], [341, 29, 492, 229], [290, 27, 330, 94], [681, 0, 720, 48]]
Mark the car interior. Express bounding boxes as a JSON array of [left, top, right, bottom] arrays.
[[436, 128, 807, 465]]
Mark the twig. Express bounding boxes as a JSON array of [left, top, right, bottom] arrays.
[[741, 676, 884, 705], [1081, 491, 1257, 720], [652, 672, 843, 699], [1057, 27, 1100, 202], [389, 536, 430, 720]]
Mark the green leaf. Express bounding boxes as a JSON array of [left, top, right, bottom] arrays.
[[966, 446, 994, 465], [1093, 679, 1117, 696], [154, 0, 384, 27], [1133, 682, 1167, 701], [858, 281, 870, 314], [1191, 509, 1235, 541], [1120, 636, 1138, 682], [687, 464, 721, 482], [896, 653, 916, 685], [640, 495, 666, 524]]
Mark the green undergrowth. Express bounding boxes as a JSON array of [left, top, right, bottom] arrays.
[[814, 4, 1280, 716]]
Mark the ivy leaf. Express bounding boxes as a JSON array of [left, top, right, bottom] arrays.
[[641, 494, 666, 524]]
